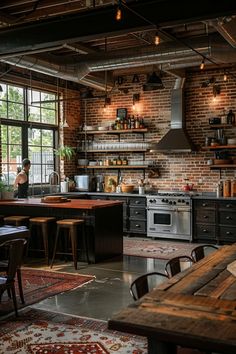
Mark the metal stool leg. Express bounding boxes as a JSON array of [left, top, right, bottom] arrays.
[[70, 225, 78, 270], [17, 268, 25, 304], [50, 225, 60, 268], [42, 223, 49, 265]]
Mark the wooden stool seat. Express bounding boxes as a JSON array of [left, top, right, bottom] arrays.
[[4, 216, 30, 226], [29, 217, 56, 265], [51, 218, 89, 270]]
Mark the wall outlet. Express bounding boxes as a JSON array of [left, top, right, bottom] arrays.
[[199, 179, 203, 184]]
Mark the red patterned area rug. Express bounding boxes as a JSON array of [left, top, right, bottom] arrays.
[[123, 237, 201, 260], [0, 269, 94, 316], [0, 308, 208, 354]]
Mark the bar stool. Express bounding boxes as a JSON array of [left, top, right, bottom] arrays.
[[0, 215, 4, 226], [29, 217, 56, 265], [50, 219, 89, 270], [4, 215, 30, 227]]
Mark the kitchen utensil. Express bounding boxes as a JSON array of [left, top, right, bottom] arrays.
[[183, 183, 194, 191]]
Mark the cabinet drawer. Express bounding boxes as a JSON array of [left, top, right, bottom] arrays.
[[219, 226, 236, 243], [89, 195, 107, 200], [219, 211, 236, 225], [129, 207, 146, 219], [129, 220, 146, 233], [194, 200, 216, 209], [219, 201, 236, 211], [195, 224, 216, 240], [129, 197, 146, 206], [195, 210, 216, 223]]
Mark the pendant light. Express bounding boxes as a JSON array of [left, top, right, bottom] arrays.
[[63, 81, 69, 128]]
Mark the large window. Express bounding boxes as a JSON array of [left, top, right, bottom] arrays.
[[0, 82, 58, 185]]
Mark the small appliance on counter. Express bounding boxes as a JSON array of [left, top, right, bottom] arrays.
[[74, 175, 96, 191], [96, 175, 104, 192]]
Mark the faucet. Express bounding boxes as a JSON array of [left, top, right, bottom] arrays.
[[49, 171, 60, 194]]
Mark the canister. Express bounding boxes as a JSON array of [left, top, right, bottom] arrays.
[[231, 179, 236, 197], [223, 180, 231, 197]]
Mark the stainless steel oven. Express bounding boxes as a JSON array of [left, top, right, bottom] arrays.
[[147, 193, 192, 241]]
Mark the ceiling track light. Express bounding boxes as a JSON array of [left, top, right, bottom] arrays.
[[224, 71, 227, 82], [115, 0, 122, 21], [200, 59, 205, 70]]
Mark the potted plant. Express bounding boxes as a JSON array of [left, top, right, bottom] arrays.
[[54, 145, 76, 160], [1, 184, 15, 200]]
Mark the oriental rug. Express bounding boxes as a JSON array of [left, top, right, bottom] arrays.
[[123, 237, 201, 260], [0, 269, 94, 316], [0, 308, 209, 354]]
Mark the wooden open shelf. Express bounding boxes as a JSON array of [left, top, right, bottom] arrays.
[[209, 124, 235, 129], [210, 164, 236, 169], [202, 145, 236, 150], [78, 128, 148, 135], [84, 149, 148, 153], [78, 165, 151, 169]]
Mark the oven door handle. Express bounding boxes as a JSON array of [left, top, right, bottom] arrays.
[[147, 207, 190, 212]]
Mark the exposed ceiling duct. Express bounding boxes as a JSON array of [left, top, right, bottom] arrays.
[[210, 16, 236, 48], [151, 78, 195, 153]]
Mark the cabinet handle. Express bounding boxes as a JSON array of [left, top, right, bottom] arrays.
[[226, 204, 232, 208], [226, 216, 232, 220], [135, 211, 140, 215], [135, 201, 140, 204], [203, 229, 208, 233], [202, 203, 207, 207], [226, 231, 232, 235], [203, 215, 208, 219], [135, 224, 140, 228]]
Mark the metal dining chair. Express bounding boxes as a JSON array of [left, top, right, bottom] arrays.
[[165, 255, 193, 278], [130, 272, 169, 301], [0, 238, 27, 316], [191, 244, 218, 263]]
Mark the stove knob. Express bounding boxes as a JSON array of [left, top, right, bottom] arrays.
[[178, 199, 181, 203], [173, 201, 176, 205], [186, 201, 190, 205], [162, 199, 165, 203], [181, 199, 185, 203], [169, 201, 173, 205], [149, 199, 154, 203]]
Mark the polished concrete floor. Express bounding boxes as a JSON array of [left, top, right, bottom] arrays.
[[28, 254, 166, 321]]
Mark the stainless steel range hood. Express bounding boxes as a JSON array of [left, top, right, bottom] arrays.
[[151, 78, 195, 153]]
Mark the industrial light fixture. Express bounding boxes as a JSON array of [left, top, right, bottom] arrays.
[[132, 93, 140, 110], [213, 84, 221, 97], [200, 58, 205, 70], [81, 88, 94, 99], [62, 81, 69, 128], [223, 71, 227, 82], [143, 71, 164, 91], [154, 31, 160, 45], [132, 74, 140, 83], [115, 0, 122, 21]]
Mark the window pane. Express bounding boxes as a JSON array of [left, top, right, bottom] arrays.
[[8, 102, 24, 120], [8, 126, 21, 144], [1, 125, 7, 143], [8, 85, 24, 103], [28, 90, 40, 106], [41, 92, 56, 109], [41, 108, 56, 124], [42, 129, 53, 147], [28, 147, 41, 162], [28, 106, 40, 122], [30, 165, 41, 184], [28, 128, 41, 145]]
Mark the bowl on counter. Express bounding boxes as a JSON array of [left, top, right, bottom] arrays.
[[121, 184, 135, 193]]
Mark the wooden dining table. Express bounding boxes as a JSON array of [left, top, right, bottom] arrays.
[[108, 244, 236, 354]]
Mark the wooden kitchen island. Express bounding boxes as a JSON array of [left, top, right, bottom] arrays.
[[0, 198, 123, 263]]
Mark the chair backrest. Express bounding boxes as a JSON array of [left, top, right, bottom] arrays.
[[191, 244, 218, 263], [1, 238, 27, 281], [165, 255, 193, 278], [130, 272, 168, 301]]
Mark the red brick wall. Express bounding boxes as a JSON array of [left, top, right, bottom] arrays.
[[76, 68, 236, 192]]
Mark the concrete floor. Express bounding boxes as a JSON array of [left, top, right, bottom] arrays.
[[28, 254, 166, 321]]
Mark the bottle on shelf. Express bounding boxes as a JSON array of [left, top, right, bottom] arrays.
[[226, 109, 235, 124]]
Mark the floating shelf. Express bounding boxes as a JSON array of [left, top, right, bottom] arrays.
[[78, 128, 148, 135], [82, 149, 148, 153], [202, 145, 236, 150], [209, 124, 235, 129], [78, 165, 152, 169], [210, 164, 236, 169]]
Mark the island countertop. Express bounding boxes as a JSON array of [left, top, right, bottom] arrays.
[[0, 198, 123, 210]]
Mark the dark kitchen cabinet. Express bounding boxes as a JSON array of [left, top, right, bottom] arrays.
[[89, 194, 146, 236], [193, 199, 236, 244]]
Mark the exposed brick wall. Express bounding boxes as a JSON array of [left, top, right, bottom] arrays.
[[76, 68, 236, 192]]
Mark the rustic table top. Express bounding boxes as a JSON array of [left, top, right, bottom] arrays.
[[0, 198, 122, 210], [108, 244, 236, 354]]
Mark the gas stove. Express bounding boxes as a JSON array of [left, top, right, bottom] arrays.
[[146, 191, 193, 207]]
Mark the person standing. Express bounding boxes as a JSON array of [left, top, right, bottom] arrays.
[[14, 158, 31, 198]]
